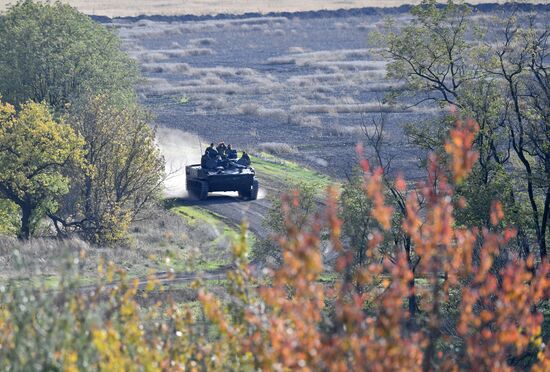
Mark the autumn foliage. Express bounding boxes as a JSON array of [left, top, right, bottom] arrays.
[[0, 118, 549, 370]]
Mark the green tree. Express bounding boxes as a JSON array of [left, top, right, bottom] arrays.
[[0, 1, 165, 243], [0, 0, 138, 112], [0, 200, 18, 235], [484, 15, 550, 260], [341, 115, 422, 312], [51, 95, 164, 243], [340, 170, 375, 267], [381, 0, 474, 107], [253, 182, 319, 265], [0, 100, 85, 239], [380, 0, 550, 261]]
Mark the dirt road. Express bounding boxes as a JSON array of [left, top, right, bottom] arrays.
[[157, 127, 274, 239], [173, 191, 272, 239]]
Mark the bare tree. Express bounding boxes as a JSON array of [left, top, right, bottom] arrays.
[[490, 17, 550, 260], [381, 1, 550, 261]]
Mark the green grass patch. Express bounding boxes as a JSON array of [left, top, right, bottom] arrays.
[[167, 203, 239, 269], [2, 273, 97, 291], [181, 301, 203, 318], [194, 259, 227, 271], [250, 152, 337, 192], [319, 272, 339, 283], [172, 204, 238, 242], [170, 205, 238, 235], [175, 95, 190, 105], [168, 203, 255, 246], [171, 204, 225, 227], [164, 201, 258, 272]]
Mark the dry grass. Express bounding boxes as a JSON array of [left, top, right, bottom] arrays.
[[325, 124, 364, 137], [141, 62, 191, 73], [265, 56, 296, 65], [236, 103, 261, 115], [142, 63, 260, 80], [0, 207, 193, 279], [189, 37, 215, 46], [117, 23, 184, 39], [140, 73, 286, 97], [188, 66, 258, 78], [363, 81, 407, 91], [334, 22, 350, 30], [0, 1, 523, 17], [291, 115, 323, 128], [130, 48, 216, 63], [138, 76, 171, 88], [287, 72, 403, 90], [121, 15, 433, 120], [245, 76, 284, 92], [266, 29, 286, 36], [235, 103, 289, 122], [357, 22, 377, 31], [287, 73, 347, 85], [198, 96, 229, 111], [226, 16, 289, 25], [118, 17, 291, 39], [288, 46, 307, 53], [177, 83, 243, 95], [257, 142, 297, 155], [133, 51, 170, 63], [0, 199, 242, 282], [256, 108, 289, 122], [266, 48, 385, 66], [250, 24, 268, 32], [202, 75, 226, 86], [305, 60, 387, 72], [290, 103, 410, 114]]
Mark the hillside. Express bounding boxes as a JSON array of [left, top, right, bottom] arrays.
[[0, 0, 547, 17]]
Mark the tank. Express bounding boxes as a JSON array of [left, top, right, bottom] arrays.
[[186, 162, 259, 200]]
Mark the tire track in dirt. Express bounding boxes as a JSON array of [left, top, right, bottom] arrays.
[[176, 184, 273, 239], [78, 265, 232, 294]]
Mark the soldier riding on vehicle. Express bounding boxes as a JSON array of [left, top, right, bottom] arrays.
[[227, 144, 237, 160], [186, 142, 259, 200]]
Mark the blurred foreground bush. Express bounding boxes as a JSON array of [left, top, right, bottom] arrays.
[[0, 119, 549, 370]]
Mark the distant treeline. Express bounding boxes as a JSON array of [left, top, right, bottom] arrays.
[[90, 2, 550, 24]]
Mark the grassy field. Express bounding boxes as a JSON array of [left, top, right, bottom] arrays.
[[167, 202, 245, 270], [0, 204, 238, 283], [251, 152, 337, 193]]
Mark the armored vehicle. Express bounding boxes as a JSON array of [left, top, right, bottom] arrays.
[[186, 163, 259, 200]]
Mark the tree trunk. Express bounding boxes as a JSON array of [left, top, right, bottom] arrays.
[[19, 204, 32, 240], [405, 237, 418, 319], [540, 186, 550, 261]]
